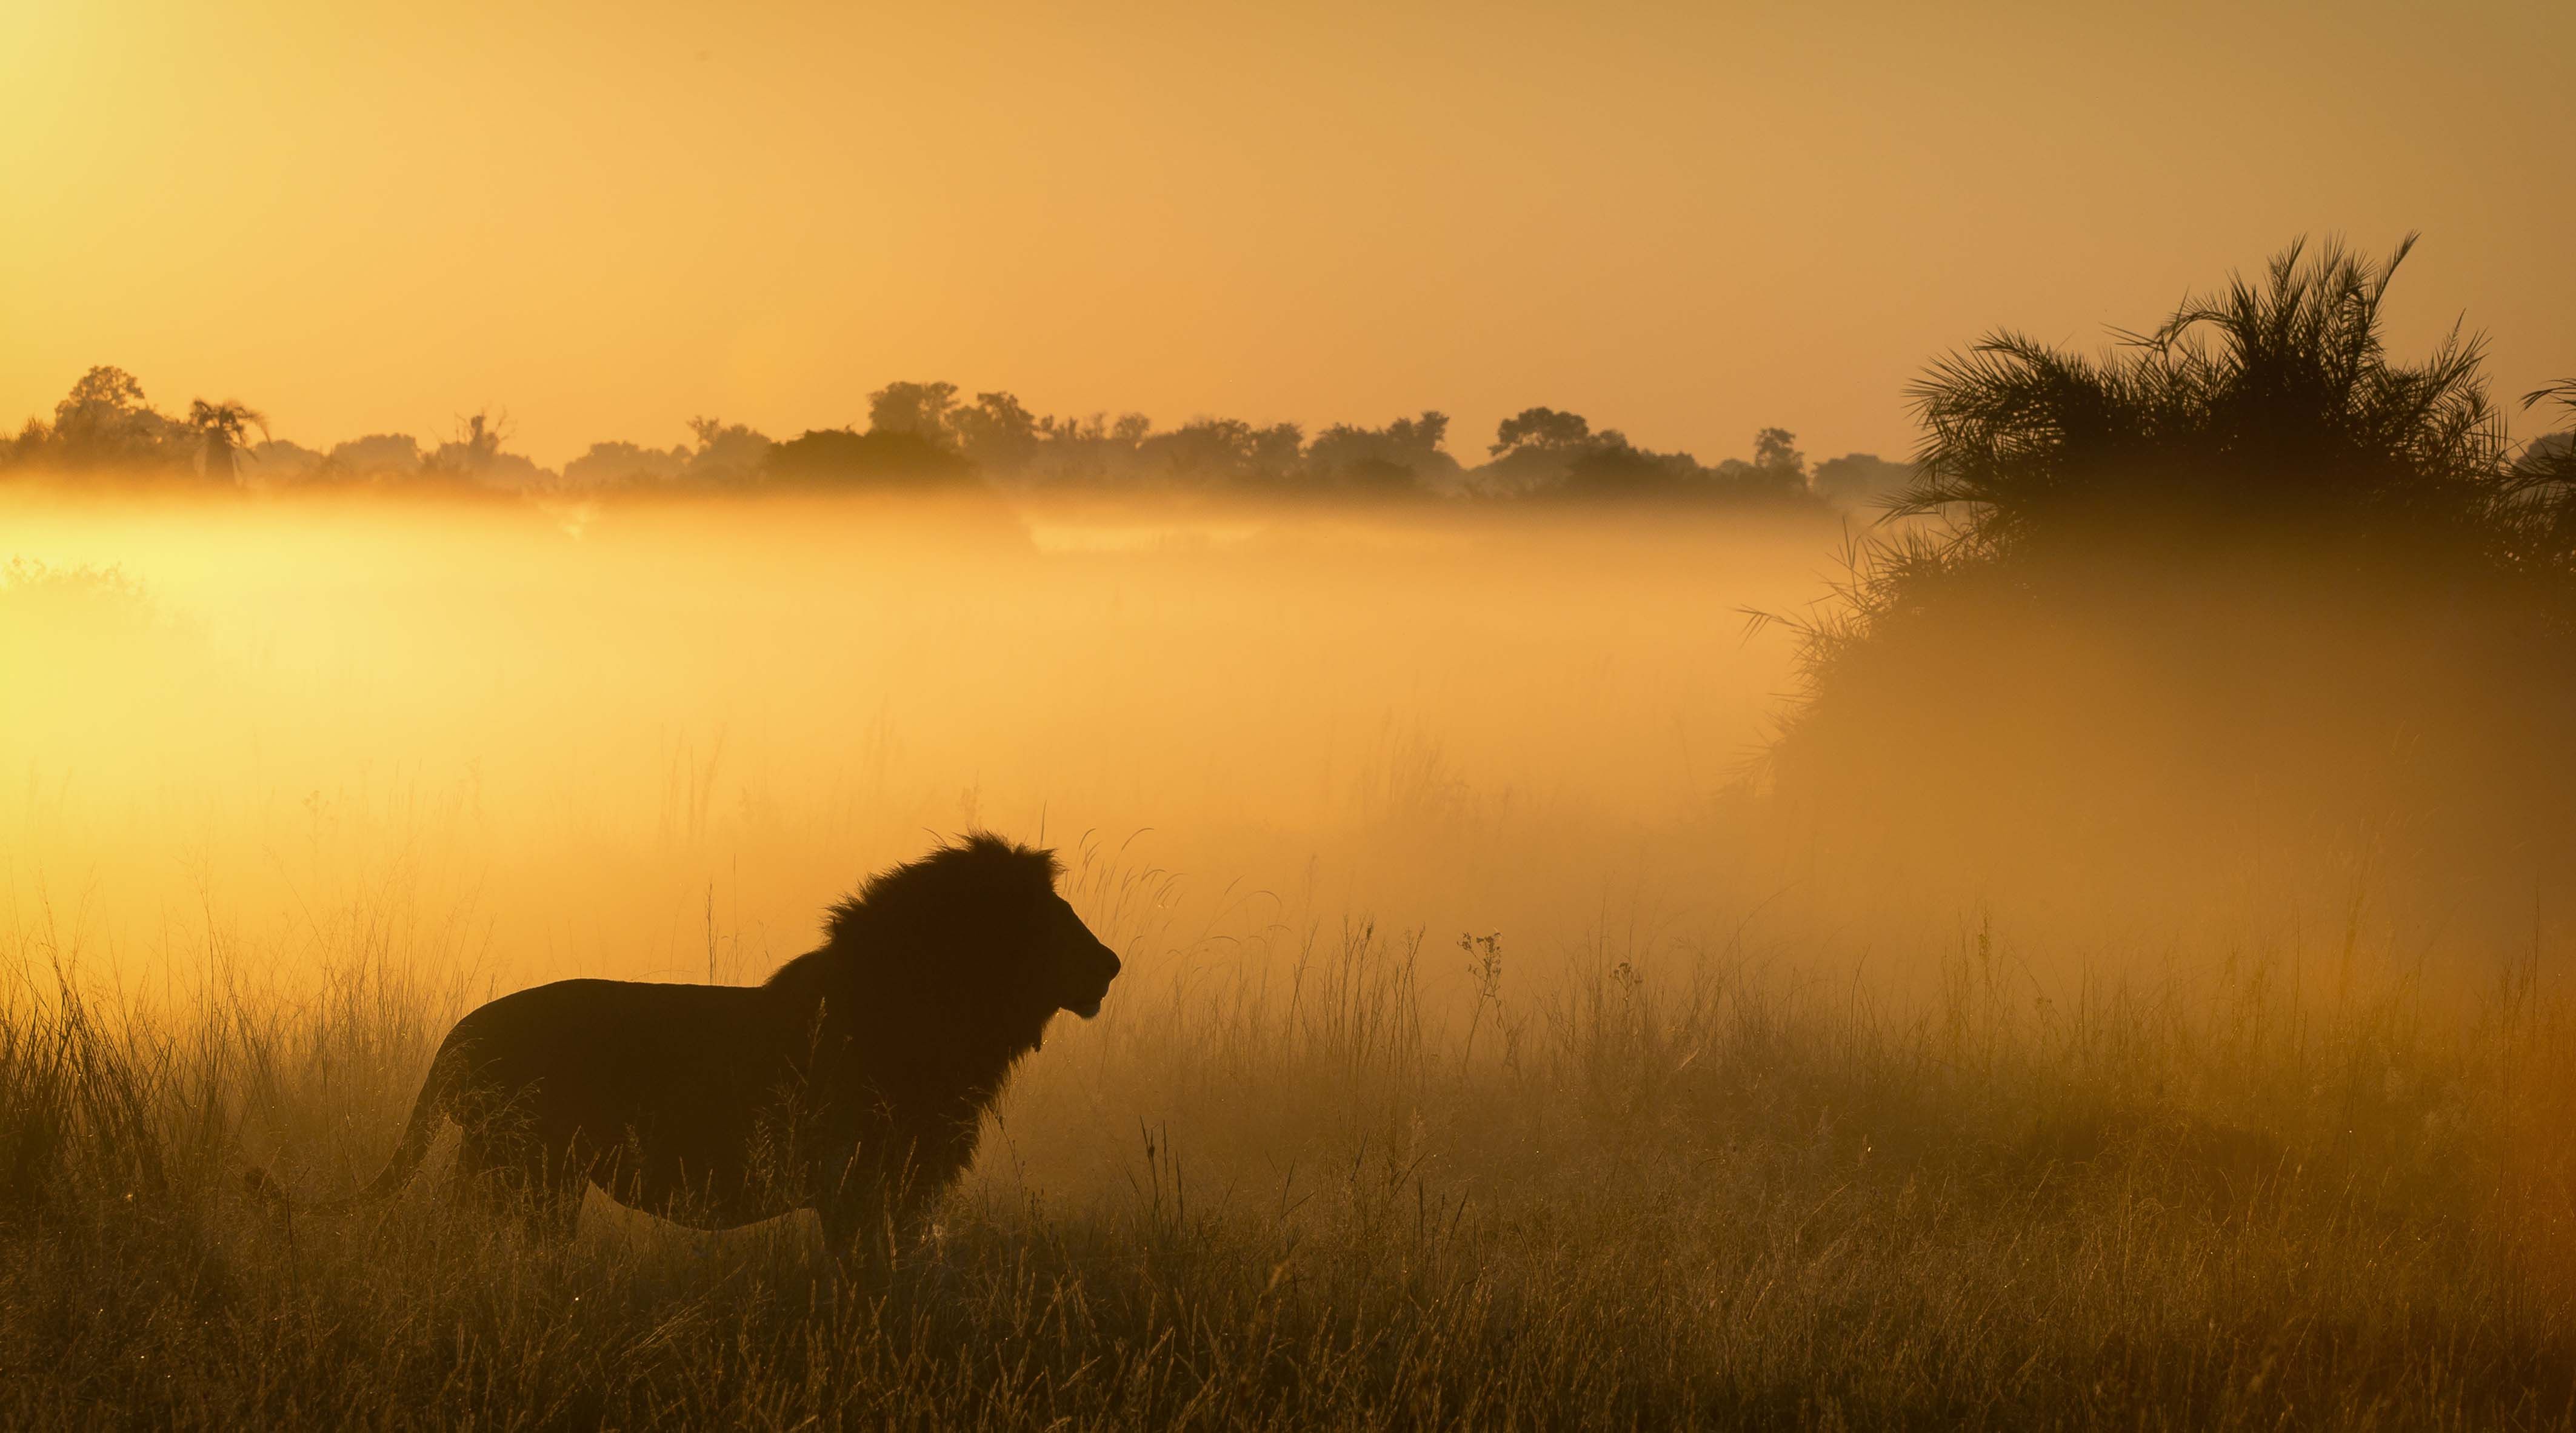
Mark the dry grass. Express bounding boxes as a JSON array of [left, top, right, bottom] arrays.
[[6, 902, 2575, 1431]]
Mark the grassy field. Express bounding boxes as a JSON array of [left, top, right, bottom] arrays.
[[5, 494, 2574, 1428], [9, 908, 2575, 1429]]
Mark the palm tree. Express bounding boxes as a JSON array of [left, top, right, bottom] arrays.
[[1891, 236, 2511, 563], [1747, 239, 2576, 912], [2512, 379, 2576, 570], [186, 399, 267, 484], [1762, 237, 2534, 702]]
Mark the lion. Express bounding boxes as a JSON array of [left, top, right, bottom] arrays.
[[249, 834, 1120, 1263]]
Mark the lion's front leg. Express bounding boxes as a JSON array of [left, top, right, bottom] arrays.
[[817, 1143, 899, 1274], [818, 1127, 966, 1273]]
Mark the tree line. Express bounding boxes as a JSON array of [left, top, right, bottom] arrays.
[[1, 373, 1909, 509]]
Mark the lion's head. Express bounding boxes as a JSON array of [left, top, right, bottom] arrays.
[[801, 833, 1122, 1025]]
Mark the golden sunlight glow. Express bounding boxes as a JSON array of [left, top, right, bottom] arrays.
[[8, 10, 2576, 1425], [4, 1, 2569, 466]]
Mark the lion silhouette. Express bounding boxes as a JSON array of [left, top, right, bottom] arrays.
[[249, 834, 1119, 1262]]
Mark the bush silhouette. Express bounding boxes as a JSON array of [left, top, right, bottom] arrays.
[[1761, 238, 2576, 918], [1891, 236, 2515, 560], [764, 428, 975, 488]]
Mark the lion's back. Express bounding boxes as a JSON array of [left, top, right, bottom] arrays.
[[441, 978, 796, 1124]]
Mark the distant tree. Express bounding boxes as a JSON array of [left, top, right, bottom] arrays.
[[1481, 408, 1604, 493], [681, 417, 774, 486], [2, 419, 46, 470], [322, 433, 426, 480], [1390, 411, 1450, 454], [436, 411, 503, 471], [1021, 411, 1147, 488], [766, 427, 972, 488], [1306, 410, 1458, 494], [1012, 412, 1127, 487], [1699, 427, 1809, 499], [1135, 417, 1304, 488], [1557, 442, 1701, 498], [868, 381, 961, 444], [57, 366, 148, 421], [1809, 453, 1912, 510], [564, 439, 690, 488], [47, 366, 185, 470], [949, 391, 1041, 471], [185, 399, 267, 483], [1753, 427, 1804, 477], [1249, 423, 1304, 482], [1490, 407, 1593, 457], [425, 410, 548, 487], [239, 437, 325, 485], [1482, 405, 1730, 499]]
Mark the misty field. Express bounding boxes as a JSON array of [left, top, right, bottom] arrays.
[[7, 494, 2576, 1429]]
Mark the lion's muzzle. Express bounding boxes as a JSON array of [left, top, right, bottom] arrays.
[[1050, 898, 1123, 1019], [1066, 937, 1120, 1018]]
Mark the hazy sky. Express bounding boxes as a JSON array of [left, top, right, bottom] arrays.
[[4, 0, 2570, 468]]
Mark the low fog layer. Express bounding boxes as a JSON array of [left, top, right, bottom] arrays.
[[0, 495, 1847, 1001], [6, 238, 2572, 1011]]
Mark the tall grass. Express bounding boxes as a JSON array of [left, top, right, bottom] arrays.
[[5, 897, 2572, 1430]]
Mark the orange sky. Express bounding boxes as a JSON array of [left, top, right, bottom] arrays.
[[3, 0, 2570, 468]]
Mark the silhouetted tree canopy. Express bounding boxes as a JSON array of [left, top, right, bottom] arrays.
[[1132, 418, 1306, 490], [0, 368, 1870, 513], [564, 439, 690, 488], [185, 399, 267, 483], [949, 391, 1042, 471], [1480, 406, 1822, 504], [323, 433, 427, 481], [1809, 453, 1911, 510], [1491, 407, 1595, 457], [427, 411, 547, 488], [867, 381, 961, 441], [241, 437, 325, 484], [765, 427, 971, 487], [1305, 412, 1460, 493], [1891, 237, 2512, 562], [1761, 237, 2576, 920], [2512, 380, 2576, 568], [4, 367, 184, 473]]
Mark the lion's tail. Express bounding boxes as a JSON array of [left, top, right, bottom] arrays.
[[244, 1042, 462, 1215]]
